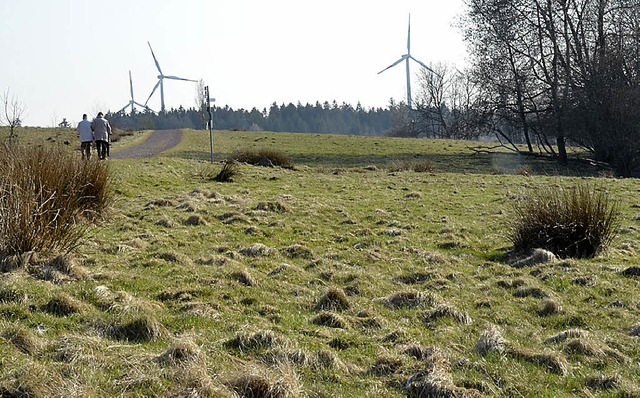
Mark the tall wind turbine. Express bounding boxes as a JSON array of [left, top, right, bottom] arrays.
[[378, 14, 435, 109], [144, 41, 197, 112], [118, 70, 153, 114]]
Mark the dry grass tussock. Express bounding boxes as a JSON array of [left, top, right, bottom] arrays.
[[240, 243, 277, 257], [1, 324, 41, 355], [54, 335, 107, 365], [157, 338, 202, 365], [108, 313, 164, 342], [95, 285, 163, 314], [378, 290, 439, 309], [41, 292, 89, 316], [475, 326, 568, 375], [404, 346, 480, 398], [224, 330, 289, 354], [225, 363, 301, 398], [256, 201, 290, 213], [512, 248, 558, 268], [230, 269, 258, 286], [231, 147, 294, 168], [312, 311, 348, 329], [282, 244, 314, 259], [314, 287, 350, 311], [0, 359, 63, 397], [0, 145, 112, 258], [510, 184, 619, 258], [425, 304, 472, 325]]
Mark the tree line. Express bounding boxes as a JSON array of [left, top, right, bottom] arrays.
[[106, 101, 396, 136]]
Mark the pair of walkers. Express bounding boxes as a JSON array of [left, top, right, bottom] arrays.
[[76, 112, 112, 160]]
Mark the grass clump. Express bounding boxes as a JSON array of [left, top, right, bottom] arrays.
[[314, 287, 350, 311], [0, 145, 111, 258], [509, 184, 619, 258], [213, 160, 240, 182], [231, 148, 293, 168]]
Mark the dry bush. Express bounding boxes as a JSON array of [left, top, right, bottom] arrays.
[[314, 287, 350, 311], [509, 184, 619, 258], [413, 160, 435, 173], [231, 148, 294, 168], [0, 145, 112, 258]]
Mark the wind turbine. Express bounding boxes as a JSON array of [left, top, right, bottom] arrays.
[[144, 41, 197, 112], [118, 70, 153, 114], [378, 14, 435, 109]]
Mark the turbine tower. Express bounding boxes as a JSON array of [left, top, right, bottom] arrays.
[[378, 14, 434, 109], [144, 41, 197, 112], [118, 70, 153, 114]]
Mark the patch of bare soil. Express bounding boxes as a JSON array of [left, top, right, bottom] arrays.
[[111, 129, 183, 159]]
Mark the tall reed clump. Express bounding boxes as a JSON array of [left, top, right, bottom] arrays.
[[509, 184, 619, 258], [0, 145, 112, 257]]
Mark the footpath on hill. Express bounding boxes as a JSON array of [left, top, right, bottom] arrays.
[[110, 129, 182, 159]]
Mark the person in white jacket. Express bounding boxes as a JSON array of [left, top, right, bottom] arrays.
[[91, 112, 112, 160], [76, 114, 94, 160]]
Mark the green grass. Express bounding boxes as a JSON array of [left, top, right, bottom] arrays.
[[0, 126, 639, 396]]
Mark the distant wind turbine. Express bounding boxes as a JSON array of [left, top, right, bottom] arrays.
[[144, 41, 197, 112], [118, 70, 154, 114], [378, 14, 436, 109]]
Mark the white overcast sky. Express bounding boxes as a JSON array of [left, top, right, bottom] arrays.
[[0, 0, 467, 127]]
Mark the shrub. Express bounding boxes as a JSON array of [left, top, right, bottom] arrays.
[[0, 145, 112, 257], [509, 184, 619, 258], [231, 148, 293, 168], [213, 160, 239, 182]]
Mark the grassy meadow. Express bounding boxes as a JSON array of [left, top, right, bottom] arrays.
[[1, 126, 639, 397]]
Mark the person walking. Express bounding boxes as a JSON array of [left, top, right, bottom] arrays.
[[76, 114, 94, 160], [91, 112, 112, 160]]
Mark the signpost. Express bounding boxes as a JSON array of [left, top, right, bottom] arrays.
[[205, 86, 215, 162]]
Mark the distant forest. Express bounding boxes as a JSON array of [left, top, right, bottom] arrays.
[[106, 101, 395, 136]]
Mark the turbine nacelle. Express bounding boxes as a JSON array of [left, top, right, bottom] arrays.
[[144, 41, 197, 112], [377, 14, 437, 109]]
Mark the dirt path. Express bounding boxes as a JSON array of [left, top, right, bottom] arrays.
[[110, 129, 183, 159]]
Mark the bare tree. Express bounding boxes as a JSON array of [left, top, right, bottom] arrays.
[[461, 0, 640, 175], [1, 89, 26, 142]]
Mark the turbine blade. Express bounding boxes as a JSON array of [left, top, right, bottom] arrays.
[[145, 80, 161, 106], [147, 41, 163, 75], [164, 75, 198, 82], [407, 14, 411, 53], [129, 70, 134, 100], [377, 56, 407, 74], [117, 103, 131, 114], [409, 56, 439, 76]]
